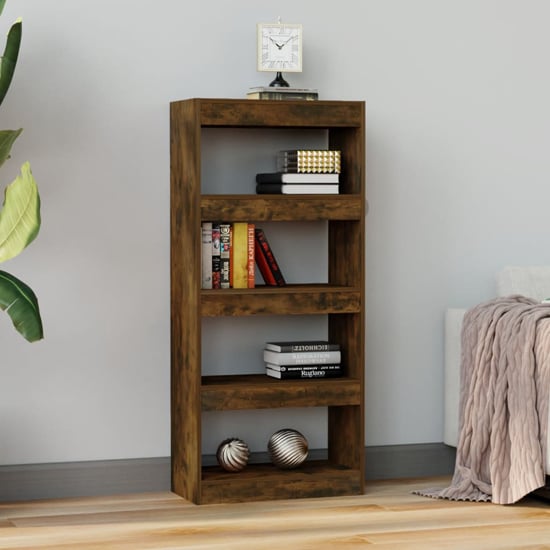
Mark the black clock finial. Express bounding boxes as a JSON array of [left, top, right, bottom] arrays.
[[269, 72, 290, 87]]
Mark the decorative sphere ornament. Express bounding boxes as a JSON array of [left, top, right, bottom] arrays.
[[268, 428, 309, 469], [216, 438, 250, 472]]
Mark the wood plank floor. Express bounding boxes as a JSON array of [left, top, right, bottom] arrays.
[[1, 476, 549, 549]]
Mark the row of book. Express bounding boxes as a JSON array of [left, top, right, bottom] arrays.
[[201, 223, 286, 289], [264, 340, 343, 379], [256, 149, 341, 195]]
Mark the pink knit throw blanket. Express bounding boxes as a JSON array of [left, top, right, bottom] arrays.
[[417, 296, 550, 504]]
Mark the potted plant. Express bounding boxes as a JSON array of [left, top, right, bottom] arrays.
[[0, 0, 42, 342]]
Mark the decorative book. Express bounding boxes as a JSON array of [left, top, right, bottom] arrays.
[[277, 150, 341, 173]]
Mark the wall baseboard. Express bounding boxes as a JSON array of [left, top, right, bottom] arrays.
[[0, 443, 455, 502]]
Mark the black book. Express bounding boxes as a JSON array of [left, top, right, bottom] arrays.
[[265, 341, 340, 353], [266, 366, 343, 379], [256, 172, 339, 184]]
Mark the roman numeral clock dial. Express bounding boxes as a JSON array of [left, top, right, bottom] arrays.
[[257, 22, 302, 87]]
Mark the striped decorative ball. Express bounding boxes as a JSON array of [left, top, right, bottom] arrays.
[[268, 428, 309, 469], [216, 438, 250, 472]]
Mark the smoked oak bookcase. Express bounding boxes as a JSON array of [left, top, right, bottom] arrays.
[[170, 98, 365, 504]]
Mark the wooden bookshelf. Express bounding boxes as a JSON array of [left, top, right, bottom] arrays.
[[170, 98, 365, 504]]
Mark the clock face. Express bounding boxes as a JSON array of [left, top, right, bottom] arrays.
[[257, 23, 302, 72]]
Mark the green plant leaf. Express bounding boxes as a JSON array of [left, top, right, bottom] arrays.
[[0, 127, 22, 168], [0, 17, 21, 107], [0, 0, 6, 18], [0, 269, 43, 341], [0, 161, 40, 263]]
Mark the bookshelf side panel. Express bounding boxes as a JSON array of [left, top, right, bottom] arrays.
[[170, 99, 202, 502]]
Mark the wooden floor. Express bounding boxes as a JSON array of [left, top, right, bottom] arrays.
[[1, 476, 550, 549]]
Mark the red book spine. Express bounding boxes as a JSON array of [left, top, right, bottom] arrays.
[[254, 228, 286, 286], [255, 238, 277, 285]]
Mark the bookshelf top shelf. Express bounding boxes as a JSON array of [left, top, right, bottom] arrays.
[[170, 98, 365, 129]]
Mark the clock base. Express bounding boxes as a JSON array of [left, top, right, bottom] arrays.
[[269, 72, 290, 87]]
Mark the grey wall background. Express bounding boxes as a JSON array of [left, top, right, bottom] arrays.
[[1, 0, 550, 465]]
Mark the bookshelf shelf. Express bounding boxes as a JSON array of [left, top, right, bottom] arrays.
[[170, 98, 366, 504], [200, 461, 361, 504], [201, 195, 363, 221], [201, 374, 362, 411], [201, 284, 361, 316]]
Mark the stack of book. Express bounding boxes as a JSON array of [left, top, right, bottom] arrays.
[[201, 223, 286, 289], [247, 87, 319, 101], [263, 341, 342, 379], [256, 149, 341, 194]]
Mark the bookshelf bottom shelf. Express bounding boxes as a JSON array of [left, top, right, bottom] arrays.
[[199, 460, 363, 504]]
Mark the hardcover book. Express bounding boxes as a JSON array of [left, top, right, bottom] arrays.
[[263, 349, 341, 365], [277, 150, 341, 174], [256, 172, 339, 184], [231, 222, 249, 289], [247, 223, 255, 288], [266, 366, 343, 379], [247, 87, 319, 101], [254, 240, 277, 286], [201, 222, 213, 289], [255, 228, 286, 286], [256, 183, 339, 195], [265, 341, 340, 352], [211, 223, 221, 289], [219, 223, 231, 289], [265, 363, 342, 372]]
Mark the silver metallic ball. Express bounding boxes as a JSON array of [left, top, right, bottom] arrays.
[[216, 438, 250, 472], [268, 428, 309, 469]]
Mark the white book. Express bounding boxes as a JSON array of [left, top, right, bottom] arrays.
[[256, 184, 339, 195], [263, 349, 341, 366]]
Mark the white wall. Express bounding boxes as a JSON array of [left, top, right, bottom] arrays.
[[1, 0, 550, 465]]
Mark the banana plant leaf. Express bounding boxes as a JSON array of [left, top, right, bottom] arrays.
[[0, 17, 21, 107], [0, 1, 5, 17], [0, 127, 21, 169], [0, 161, 40, 263], [0, 269, 42, 341]]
